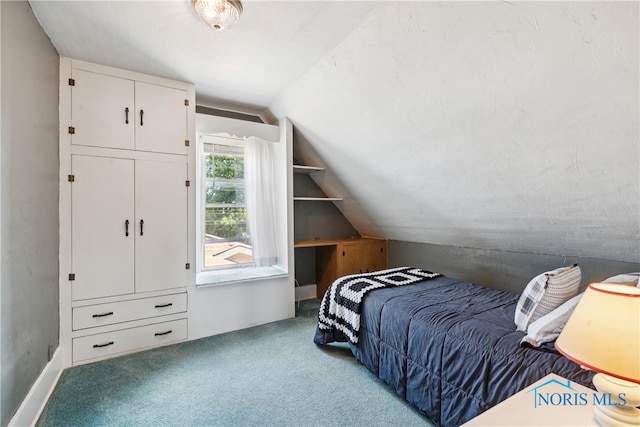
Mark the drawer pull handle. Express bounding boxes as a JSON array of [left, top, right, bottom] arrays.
[[154, 330, 173, 337], [155, 303, 173, 308], [140, 109, 144, 126], [93, 341, 114, 348], [92, 312, 114, 318], [125, 107, 129, 124]]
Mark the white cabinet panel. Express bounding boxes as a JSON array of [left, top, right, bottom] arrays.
[[135, 82, 188, 155], [71, 155, 135, 300], [73, 292, 187, 330], [135, 159, 189, 293], [70, 72, 187, 155], [71, 70, 135, 150], [72, 318, 187, 363]]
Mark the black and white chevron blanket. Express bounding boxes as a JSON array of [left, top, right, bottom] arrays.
[[315, 267, 441, 345]]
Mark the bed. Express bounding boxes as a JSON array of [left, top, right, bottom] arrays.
[[314, 267, 595, 427]]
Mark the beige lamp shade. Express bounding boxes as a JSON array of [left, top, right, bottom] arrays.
[[555, 283, 640, 383]]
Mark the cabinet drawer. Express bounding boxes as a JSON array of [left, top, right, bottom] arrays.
[[73, 293, 187, 330], [73, 318, 187, 363]]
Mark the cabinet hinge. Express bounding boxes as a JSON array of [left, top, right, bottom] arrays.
[[184, 99, 190, 106], [68, 175, 75, 182], [69, 273, 75, 281], [68, 126, 75, 134], [185, 263, 191, 270], [185, 180, 190, 187], [184, 140, 190, 147], [68, 78, 75, 86]]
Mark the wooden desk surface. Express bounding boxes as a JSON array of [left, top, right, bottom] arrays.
[[294, 237, 384, 248]]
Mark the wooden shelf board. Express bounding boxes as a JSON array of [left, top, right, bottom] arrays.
[[294, 237, 380, 248], [293, 197, 343, 201], [293, 165, 324, 173]]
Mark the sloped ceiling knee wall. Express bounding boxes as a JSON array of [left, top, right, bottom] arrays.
[[268, 1, 639, 263]]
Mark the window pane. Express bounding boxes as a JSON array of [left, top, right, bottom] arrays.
[[205, 178, 245, 206], [205, 207, 248, 240], [202, 141, 253, 268]]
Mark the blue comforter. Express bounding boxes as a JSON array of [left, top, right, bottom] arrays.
[[316, 275, 595, 426]]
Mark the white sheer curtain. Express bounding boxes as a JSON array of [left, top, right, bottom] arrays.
[[244, 136, 278, 267]]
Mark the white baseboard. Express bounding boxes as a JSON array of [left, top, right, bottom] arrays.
[[295, 284, 317, 301], [9, 347, 63, 427]]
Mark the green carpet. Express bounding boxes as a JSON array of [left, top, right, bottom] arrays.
[[37, 299, 434, 427]]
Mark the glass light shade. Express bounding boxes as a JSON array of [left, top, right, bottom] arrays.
[[555, 283, 640, 383], [192, 0, 243, 31]]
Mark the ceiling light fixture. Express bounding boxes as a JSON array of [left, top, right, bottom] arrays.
[[192, 0, 243, 31]]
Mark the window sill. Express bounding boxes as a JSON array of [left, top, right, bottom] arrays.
[[196, 266, 288, 288]]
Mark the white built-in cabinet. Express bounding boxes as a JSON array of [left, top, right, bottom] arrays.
[[70, 155, 188, 300], [70, 69, 188, 155], [59, 58, 195, 366]]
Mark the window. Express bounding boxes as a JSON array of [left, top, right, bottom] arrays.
[[201, 135, 253, 269], [195, 120, 285, 285]]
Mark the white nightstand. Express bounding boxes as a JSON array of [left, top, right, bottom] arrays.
[[463, 373, 598, 426]]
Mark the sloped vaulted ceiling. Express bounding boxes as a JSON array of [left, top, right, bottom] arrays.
[[269, 1, 640, 263]]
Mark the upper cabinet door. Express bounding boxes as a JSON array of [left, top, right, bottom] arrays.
[[135, 82, 188, 155], [71, 70, 135, 150]]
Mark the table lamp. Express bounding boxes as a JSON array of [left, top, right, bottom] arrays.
[[555, 283, 640, 426]]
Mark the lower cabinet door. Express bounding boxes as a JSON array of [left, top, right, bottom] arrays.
[[71, 155, 135, 300], [338, 242, 367, 276], [72, 318, 187, 363], [366, 240, 387, 272], [135, 159, 188, 293]]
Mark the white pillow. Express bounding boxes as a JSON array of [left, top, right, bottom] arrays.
[[520, 293, 583, 347], [603, 273, 640, 287], [514, 264, 581, 332]]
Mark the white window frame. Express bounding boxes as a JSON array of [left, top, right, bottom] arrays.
[[198, 134, 252, 272], [194, 113, 289, 287]]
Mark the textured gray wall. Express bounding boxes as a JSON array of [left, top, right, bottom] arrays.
[[270, 2, 639, 264], [388, 240, 640, 295], [1, 2, 59, 425]]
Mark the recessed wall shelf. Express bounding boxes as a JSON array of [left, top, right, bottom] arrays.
[[293, 163, 340, 201], [293, 165, 324, 174], [292, 154, 387, 300]]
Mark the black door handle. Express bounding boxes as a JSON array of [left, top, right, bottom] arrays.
[[93, 341, 114, 348], [92, 312, 114, 318], [155, 303, 173, 308]]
